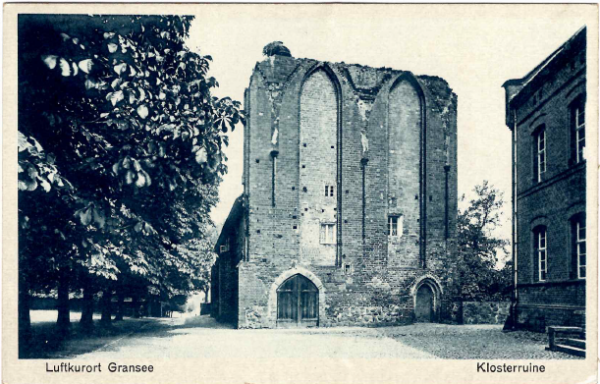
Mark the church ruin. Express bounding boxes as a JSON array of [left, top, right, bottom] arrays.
[[212, 44, 459, 328]]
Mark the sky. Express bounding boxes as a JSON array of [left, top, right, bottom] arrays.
[[185, 4, 592, 243]]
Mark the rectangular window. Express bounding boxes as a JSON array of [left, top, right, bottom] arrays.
[[388, 215, 403, 237], [320, 223, 336, 244], [575, 106, 585, 163], [324, 185, 334, 197], [536, 129, 546, 183], [219, 238, 231, 254], [537, 229, 547, 281], [577, 220, 586, 279]]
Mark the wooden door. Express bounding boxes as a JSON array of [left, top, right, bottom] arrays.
[[277, 274, 318, 327], [415, 284, 434, 322]]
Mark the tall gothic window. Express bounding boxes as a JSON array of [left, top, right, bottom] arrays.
[[299, 68, 339, 265], [387, 77, 422, 265]]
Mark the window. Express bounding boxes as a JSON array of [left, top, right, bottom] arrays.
[[320, 223, 336, 244], [534, 227, 547, 281], [388, 215, 403, 238], [570, 96, 586, 164], [219, 238, 230, 254], [533, 127, 546, 183], [575, 104, 585, 163], [572, 215, 586, 279], [324, 185, 334, 197]]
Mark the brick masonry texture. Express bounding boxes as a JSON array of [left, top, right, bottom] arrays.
[[504, 28, 586, 331], [213, 52, 459, 329]]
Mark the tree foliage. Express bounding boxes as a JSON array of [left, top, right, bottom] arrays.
[[457, 181, 512, 301], [18, 14, 241, 332], [262, 41, 292, 57]]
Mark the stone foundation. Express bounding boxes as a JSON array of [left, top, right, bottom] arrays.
[[462, 301, 510, 325]]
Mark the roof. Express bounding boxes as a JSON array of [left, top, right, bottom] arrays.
[[502, 27, 586, 126], [214, 194, 245, 253]]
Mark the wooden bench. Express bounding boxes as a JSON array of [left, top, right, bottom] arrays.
[[547, 326, 585, 357]]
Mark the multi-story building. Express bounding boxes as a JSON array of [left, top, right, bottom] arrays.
[[212, 44, 458, 328], [502, 28, 587, 331]]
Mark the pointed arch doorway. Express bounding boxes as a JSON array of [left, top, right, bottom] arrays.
[[277, 274, 319, 327], [412, 276, 442, 323], [415, 284, 435, 322]]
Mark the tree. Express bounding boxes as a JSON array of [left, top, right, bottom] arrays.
[[457, 181, 512, 301], [262, 41, 292, 57], [18, 14, 243, 345]]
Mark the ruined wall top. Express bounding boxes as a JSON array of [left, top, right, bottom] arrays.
[[250, 50, 455, 104]]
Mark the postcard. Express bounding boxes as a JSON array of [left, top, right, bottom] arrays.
[[3, 3, 598, 384]]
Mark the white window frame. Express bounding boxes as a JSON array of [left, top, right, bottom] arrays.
[[320, 223, 336, 244], [577, 220, 586, 279], [388, 216, 397, 237], [537, 229, 547, 282], [537, 129, 546, 182], [324, 185, 334, 198], [388, 215, 403, 238], [575, 106, 585, 163]]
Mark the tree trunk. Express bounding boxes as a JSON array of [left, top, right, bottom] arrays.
[[18, 274, 32, 356], [132, 296, 140, 318], [79, 283, 95, 332], [56, 273, 70, 334], [114, 289, 125, 321], [100, 289, 112, 327]]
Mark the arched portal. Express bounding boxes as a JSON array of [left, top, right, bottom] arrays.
[[411, 275, 442, 323], [415, 284, 435, 322], [277, 274, 319, 327]]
